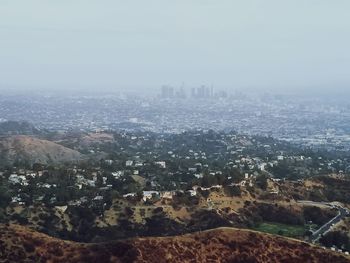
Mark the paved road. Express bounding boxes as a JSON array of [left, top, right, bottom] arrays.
[[297, 201, 350, 242], [310, 207, 349, 242]]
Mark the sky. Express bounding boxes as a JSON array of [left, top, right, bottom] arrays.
[[0, 0, 350, 94]]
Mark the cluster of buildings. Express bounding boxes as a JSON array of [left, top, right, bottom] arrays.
[[2, 92, 350, 153], [2, 128, 350, 212], [160, 85, 227, 100]]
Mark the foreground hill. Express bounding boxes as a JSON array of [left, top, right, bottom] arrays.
[[0, 136, 82, 165], [0, 224, 348, 263]]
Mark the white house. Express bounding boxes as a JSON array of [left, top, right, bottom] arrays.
[[155, 161, 166, 168], [187, 190, 197, 196], [126, 160, 134, 167], [161, 191, 175, 199], [194, 174, 203, 179], [123, 193, 137, 198], [8, 174, 28, 186], [112, 171, 124, 179], [142, 191, 160, 202], [277, 155, 284, 161]]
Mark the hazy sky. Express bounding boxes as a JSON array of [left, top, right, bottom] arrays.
[[1, 0, 350, 93]]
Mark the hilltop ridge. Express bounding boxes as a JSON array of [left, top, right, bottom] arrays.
[[0, 121, 42, 136], [0, 135, 82, 166], [0, 224, 349, 263]]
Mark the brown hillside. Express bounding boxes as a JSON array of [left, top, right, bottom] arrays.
[[0, 136, 82, 165], [79, 132, 114, 147], [0, 224, 349, 263]]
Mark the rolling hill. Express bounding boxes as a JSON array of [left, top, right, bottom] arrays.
[[0, 135, 83, 165], [0, 121, 42, 135], [0, 224, 348, 263]]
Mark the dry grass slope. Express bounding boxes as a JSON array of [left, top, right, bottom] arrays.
[[0, 224, 349, 263], [0, 135, 82, 164]]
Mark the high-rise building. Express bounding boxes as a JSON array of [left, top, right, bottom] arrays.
[[176, 87, 187, 99], [161, 86, 174, 99], [190, 85, 215, 99], [191, 88, 196, 98]]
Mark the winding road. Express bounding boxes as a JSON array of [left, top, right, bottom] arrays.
[[297, 200, 350, 242]]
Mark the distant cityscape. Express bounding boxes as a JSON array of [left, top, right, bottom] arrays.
[[1, 87, 350, 152]]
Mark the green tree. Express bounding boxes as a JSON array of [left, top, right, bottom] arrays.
[[256, 174, 268, 190]]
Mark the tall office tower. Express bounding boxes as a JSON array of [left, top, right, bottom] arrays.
[[197, 86, 205, 98], [191, 88, 196, 98], [168, 86, 174, 98], [161, 86, 174, 99], [177, 87, 187, 99], [204, 86, 210, 98], [161, 86, 168, 98]]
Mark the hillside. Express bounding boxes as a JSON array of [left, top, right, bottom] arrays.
[[0, 136, 82, 165], [0, 224, 348, 263], [0, 121, 42, 135]]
